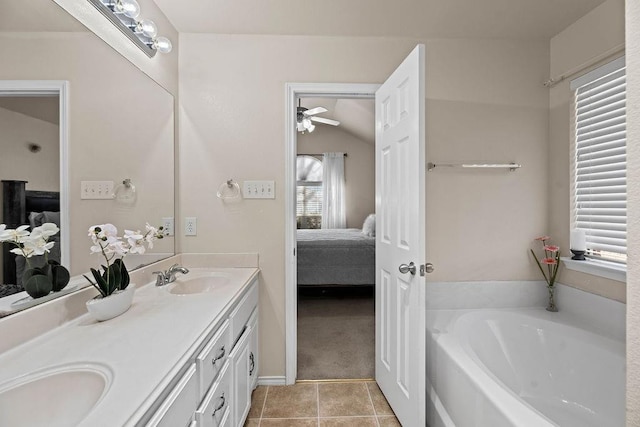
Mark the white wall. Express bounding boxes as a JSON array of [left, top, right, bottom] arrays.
[[626, 0, 640, 422], [179, 34, 549, 377], [548, 0, 626, 302], [297, 125, 375, 228], [0, 106, 60, 194]]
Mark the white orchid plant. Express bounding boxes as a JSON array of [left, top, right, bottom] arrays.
[[0, 223, 59, 261], [84, 223, 163, 298], [0, 223, 70, 298]]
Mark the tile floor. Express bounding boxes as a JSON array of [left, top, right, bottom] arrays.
[[244, 381, 401, 426]]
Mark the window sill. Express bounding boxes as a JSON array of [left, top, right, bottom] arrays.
[[560, 257, 626, 283]]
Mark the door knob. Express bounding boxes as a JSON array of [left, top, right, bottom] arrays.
[[425, 263, 434, 273], [399, 262, 416, 275]]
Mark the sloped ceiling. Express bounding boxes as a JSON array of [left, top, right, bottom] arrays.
[[0, 97, 59, 125], [301, 97, 374, 144]]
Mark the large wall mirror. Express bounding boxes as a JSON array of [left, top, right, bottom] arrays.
[[0, 0, 175, 316]]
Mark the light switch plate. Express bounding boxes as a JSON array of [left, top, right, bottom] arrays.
[[243, 180, 275, 199], [81, 181, 114, 200]]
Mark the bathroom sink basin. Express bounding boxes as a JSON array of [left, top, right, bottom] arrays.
[[169, 273, 231, 295], [0, 364, 111, 427]]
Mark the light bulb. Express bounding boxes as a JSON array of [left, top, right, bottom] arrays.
[[115, 0, 140, 19], [308, 124, 316, 133], [153, 36, 172, 53], [297, 122, 305, 132], [137, 19, 157, 38], [302, 118, 311, 128]]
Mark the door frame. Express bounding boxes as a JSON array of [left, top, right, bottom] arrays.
[[284, 82, 380, 384], [0, 80, 70, 270]]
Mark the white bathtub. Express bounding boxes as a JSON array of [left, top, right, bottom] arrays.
[[427, 309, 625, 427]]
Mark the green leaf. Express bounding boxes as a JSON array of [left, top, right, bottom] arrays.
[[103, 263, 121, 295], [24, 274, 52, 299], [114, 259, 130, 290], [49, 264, 71, 292], [91, 268, 109, 296], [83, 274, 106, 298]]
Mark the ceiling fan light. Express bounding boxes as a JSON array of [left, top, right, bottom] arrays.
[[308, 124, 316, 133], [302, 118, 312, 128], [297, 122, 305, 132]]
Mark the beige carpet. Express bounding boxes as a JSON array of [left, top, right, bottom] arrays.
[[297, 289, 375, 380]]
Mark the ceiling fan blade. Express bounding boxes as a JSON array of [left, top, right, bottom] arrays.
[[304, 107, 328, 116], [311, 116, 340, 126]]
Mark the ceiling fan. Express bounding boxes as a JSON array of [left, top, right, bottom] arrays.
[[296, 100, 340, 133]]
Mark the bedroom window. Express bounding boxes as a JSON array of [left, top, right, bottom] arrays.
[[571, 56, 626, 266], [296, 155, 323, 229]]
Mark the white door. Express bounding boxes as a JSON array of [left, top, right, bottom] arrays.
[[375, 44, 426, 427]]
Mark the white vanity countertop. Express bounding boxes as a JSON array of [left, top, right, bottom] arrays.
[[0, 267, 259, 427]]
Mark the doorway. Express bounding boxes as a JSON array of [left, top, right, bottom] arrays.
[[284, 83, 380, 384], [0, 81, 70, 291], [294, 96, 376, 380]]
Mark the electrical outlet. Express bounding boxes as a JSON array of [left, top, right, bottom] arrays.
[[81, 181, 114, 200], [162, 217, 174, 236], [243, 180, 275, 199], [185, 217, 197, 236]]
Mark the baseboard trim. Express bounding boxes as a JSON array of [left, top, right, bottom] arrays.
[[296, 378, 375, 383], [258, 376, 287, 386]]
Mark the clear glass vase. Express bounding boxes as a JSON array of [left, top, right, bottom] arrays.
[[546, 285, 558, 312]]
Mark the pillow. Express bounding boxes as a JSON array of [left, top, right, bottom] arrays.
[[28, 211, 41, 229], [362, 214, 376, 237], [35, 211, 61, 227]]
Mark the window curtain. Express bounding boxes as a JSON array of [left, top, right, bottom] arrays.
[[321, 152, 346, 229]]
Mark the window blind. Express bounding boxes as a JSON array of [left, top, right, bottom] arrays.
[[296, 183, 322, 217], [572, 57, 626, 264]]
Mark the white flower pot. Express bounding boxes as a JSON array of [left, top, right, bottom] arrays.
[[86, 284, 135, 322]]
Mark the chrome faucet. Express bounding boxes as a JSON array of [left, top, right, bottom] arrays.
[[152, 264, 189, 286], [166, 264, 189, 283], [152, 270, 168, 286]]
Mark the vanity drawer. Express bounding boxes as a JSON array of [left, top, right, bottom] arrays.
[[147, 364, 199, 427], [229, 280, 258, 345], [195, 361, 232, 427], [196, 320, 230, 398]]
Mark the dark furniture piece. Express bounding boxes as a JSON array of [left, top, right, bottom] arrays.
[[2, 180, 60, 286]]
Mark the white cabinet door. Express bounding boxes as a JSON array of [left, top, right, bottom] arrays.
[[248, 309, 259, 391], [230, 326, 252, 426]]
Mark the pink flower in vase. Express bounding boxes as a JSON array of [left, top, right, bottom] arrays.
[[544, 245, 560, 252], [542, 257, 558, 265], [535, 236, 551, 241]]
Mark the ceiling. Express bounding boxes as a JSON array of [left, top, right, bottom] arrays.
[[0, 97, 59, 125], [301, 98, 374, 144], [154, 0, 606, 40]]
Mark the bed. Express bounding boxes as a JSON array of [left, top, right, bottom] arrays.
[[1, 180, 61, 289], [296, 228, 375, 286]]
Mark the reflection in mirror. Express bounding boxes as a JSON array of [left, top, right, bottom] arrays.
[[0, 0, 175, 316], [0, 94, 61, 294]]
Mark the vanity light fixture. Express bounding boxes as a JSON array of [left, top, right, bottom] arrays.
[[87, 0, 173, 58]]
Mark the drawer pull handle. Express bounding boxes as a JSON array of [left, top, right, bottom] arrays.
[[212, 393, 226, 417], [249, 352, 255, 376], [212, 346, 226, 366]]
